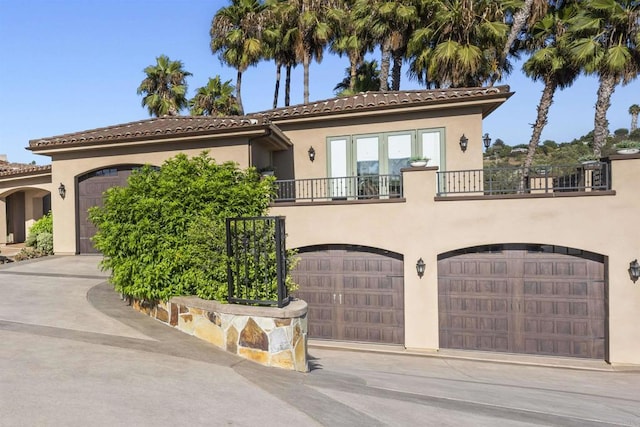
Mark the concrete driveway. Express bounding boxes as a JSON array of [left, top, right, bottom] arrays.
[[1, 256, 639, 426]]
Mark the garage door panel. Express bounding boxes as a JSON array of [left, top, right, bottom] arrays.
[[439, 248, 606, 359], [78, 168, 132, 254], [293, 248, 404, 345]]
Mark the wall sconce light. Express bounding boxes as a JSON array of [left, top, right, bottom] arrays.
[[483, 133, 492, 150], [58, 183, 66, 199], [308, 146, 316, 162], [459, 134, 468, 152], [629, 259, 640, 283], [416, 258, 426, 278]]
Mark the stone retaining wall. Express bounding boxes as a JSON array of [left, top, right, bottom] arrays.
[[130, 296, 308, 372]]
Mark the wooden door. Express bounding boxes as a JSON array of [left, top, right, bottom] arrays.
[[292, 248, 404, 344], [438, 247, 606, 359]]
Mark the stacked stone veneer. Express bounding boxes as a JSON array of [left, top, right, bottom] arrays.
[[130, 296, 308, 372]]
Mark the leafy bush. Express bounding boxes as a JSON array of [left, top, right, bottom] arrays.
[[26, 212, 53, 247], [35, 232, 53, 254], [89, 152, 288, 302]]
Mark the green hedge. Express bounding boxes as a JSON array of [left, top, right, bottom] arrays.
[[89, 153, 279, 302]]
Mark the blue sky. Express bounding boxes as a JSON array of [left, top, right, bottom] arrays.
[[1, 0, 638, 165]]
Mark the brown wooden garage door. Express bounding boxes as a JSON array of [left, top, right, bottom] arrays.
[[438, 245, 606, 359], [77, 167, 134, 254], [292, 247, 404, 344]]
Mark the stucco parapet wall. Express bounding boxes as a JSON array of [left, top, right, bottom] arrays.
[[434, 190, 617, 202], [608, 153, 640, 161], [401, 166, 440, 173], [130, 297, 308, 372]]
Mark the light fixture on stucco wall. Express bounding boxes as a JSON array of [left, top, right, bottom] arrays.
[[58, 183, 66, 199], [308, 146, 316, 162], [416, 258, 426, 278], [459, 134, 468, 152], [629, 259, 640, 283]]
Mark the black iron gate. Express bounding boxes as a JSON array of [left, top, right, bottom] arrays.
[[226, 216, 290, 308]]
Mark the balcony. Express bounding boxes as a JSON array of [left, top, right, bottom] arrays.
[[437, 162, 611, 197], [275, 174, 403, 203]]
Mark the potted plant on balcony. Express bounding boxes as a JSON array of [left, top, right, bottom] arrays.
[[615, 140, 640, 155], [578, 154, 600, 169], [409, 156, 430, 167], [258, 166, 276, 177]]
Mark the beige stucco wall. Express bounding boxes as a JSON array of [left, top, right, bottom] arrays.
[[275, 107, 486, 180], [270, 157, 640, 365], [47, 137, 251, 254]]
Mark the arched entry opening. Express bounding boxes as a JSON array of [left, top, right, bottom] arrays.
[[292, 244, 404, 344], [437, 244, 606, 360], [76, 165, 143, 254], [3, 188, 51, 244]]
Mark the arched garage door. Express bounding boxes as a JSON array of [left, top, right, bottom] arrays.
[[292, 245, 404, 344], [77, 166, 136, 254], [438, 244, 606, 359]]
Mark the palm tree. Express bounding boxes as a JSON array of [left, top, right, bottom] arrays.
[[408, 1, 510, 88], [521, 2, 580, 171], [274, 0, 338, 104], [330, 0, 373, 92], [189, 76, 241, 116], [569, 0, 640, 156], [264, 0, 299, 108], [500, 0, 549, 80], [137, 55, 192, 117], [210, 0, 268, 114], [354, 0, 417, 91], [334, 59, 382, 95], [629, 104, 640, 132]]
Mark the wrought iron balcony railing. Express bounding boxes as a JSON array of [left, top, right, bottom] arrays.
[[437, 163, 611, 196], [275, 174, 403, 202]]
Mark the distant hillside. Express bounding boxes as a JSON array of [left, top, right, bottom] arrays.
[[484, 128, 640, 167]]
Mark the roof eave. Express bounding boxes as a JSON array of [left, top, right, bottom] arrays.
[[0, 166, 52, 180], [27, 125, 278, 156], [265, 91, 514, 124]]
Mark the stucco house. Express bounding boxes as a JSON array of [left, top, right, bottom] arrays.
[[2, 85, 639, 366]]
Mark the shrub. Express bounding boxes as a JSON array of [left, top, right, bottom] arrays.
[[26, 212, 53, 247], [89, 152, 290, 302], [35, 232, 54, 254]]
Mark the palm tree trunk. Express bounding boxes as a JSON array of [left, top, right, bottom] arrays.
[[349, 54, 358, 92], [501, 0, 534, 75], [593, 74, 617, 157], [236, 70, 244, 115], [379, 42, 391, 91], [631, 113, 638, 132], [524, 77, 557, 171], [273, 62, 282, 109], [391, 48, 403, 91], [303, 52, 310, 104], [285, 64, 292, 106]]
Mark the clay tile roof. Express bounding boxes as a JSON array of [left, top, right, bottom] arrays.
[[254, 86, 511, 120], [29, 116, 268, 149], [0, 163, 51, 177]]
